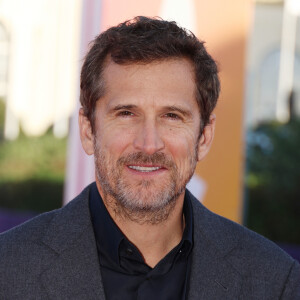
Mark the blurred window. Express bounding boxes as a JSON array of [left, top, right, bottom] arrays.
[[258, 50, 300, 121], [0, 22, 9, 98]]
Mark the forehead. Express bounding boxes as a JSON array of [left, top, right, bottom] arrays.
[[100, 58, 198, 110]]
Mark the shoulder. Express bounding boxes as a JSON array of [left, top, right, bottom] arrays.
[[0, 206, 59, 296], [0, 184, 91, 262], [188, 190, 291, 260], [0, 208, 57, 248], [187, 190, 300, 297], [0, 185, 93, 297]]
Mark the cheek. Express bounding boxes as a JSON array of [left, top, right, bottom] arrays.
[[165, 133, 197, 166], [100, 128, 136, 156]]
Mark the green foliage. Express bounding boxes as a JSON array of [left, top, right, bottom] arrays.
[[0, 98, 5, 140], [0, 130, 67, 212], [0, 179, 63, 212], [245, 118, 300, 244]]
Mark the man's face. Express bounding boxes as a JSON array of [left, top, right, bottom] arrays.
[[80, 58, 215, 223]]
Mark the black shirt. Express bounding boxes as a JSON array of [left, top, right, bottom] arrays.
[[89, 182, 193, 300]]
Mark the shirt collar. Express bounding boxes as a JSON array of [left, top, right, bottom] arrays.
[[89, 182, 194, 265]]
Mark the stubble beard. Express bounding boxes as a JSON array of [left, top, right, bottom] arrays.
[[94, 140, 197, 225]]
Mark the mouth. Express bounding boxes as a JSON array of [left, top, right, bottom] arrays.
[[127, 165, 164, 173]]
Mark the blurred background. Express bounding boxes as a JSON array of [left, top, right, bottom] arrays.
[[0, 0, 299, 261]]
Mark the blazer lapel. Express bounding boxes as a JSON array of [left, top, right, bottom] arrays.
[[188, 237, 242, 299], [187, 191, 243, 299], [40, 186, 106, 300]]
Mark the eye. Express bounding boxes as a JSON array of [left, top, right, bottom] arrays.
[[164, 113, 181, 120], [117, 110, 134, 117]]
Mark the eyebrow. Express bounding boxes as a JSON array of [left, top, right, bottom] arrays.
[[111, 104, 138, 112], [110, 104, 193, 118]]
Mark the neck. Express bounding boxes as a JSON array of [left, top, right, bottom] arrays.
[[96, 181, 185, 268]]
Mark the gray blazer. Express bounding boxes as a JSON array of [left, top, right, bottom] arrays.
[[0, 185, 299, 299]]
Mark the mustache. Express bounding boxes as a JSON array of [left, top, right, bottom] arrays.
[[117, 152, 175, 169]]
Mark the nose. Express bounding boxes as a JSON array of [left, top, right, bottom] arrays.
[[133, 120, 165, 155]]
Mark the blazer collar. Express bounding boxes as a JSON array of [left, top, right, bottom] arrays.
[[186, 190, 243, 299], [38, 185, 244, 299], [40, 184, 106, 300]]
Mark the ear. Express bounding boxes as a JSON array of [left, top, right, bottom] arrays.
[[79, 108, 94, 155], [197, 114, 216, 161]]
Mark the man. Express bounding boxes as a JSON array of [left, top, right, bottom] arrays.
[[0, 16, 299, 300]]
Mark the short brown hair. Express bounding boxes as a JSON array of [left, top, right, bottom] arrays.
[[80, 16, 220, 133]]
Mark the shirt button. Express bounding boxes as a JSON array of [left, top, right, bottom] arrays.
[[126, 248, 133, 255]]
